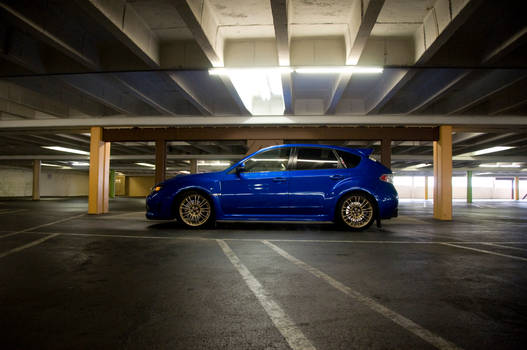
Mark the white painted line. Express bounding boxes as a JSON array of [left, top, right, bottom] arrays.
[[0, 214, 85, 239], [217, 239, 316, 350], [19, 232, 527, 245], [479, 242, 527, 252], [440, 243, 527, 262], [262, 240, 463, 350], [0, 209, 28, 215], [0, 233, 60, 259]]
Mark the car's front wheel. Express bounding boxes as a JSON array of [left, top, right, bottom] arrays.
[[337, 193, 375, 231], [175, 191, 214, 228]]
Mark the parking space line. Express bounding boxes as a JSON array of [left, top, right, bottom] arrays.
[[262, 240, 462, 350], [0, 209, 27, 215], [0, 233, 60, 259], [18, 232, 527, 246], [0, 214, 85, 239], [479, 242, 527, 252], [440, 243, 527, 262], [217, 240, 316, 350]]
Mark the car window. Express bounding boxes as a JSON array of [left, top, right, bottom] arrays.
[[295, 147, 340, 170], [244, 147, 291, 172], [337, 150, 361, 168]]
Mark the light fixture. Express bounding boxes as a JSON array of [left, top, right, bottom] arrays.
[[197, 161, 231, 166], [210, 67, 289, 115], [178, 170, 190, 174], [135, 162, 155, 168], [479, 163, 522, 168], [458, 146, 516, 157], [71, 161, 89, 166], [42, 163, 62, 167], [42, 146, 89, 155], [294, 66, 383, 74], [413, 163, 431, 168]]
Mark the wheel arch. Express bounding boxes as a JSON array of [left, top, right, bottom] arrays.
[[334, 188, 380, 221], [171, 186, 216, 217]]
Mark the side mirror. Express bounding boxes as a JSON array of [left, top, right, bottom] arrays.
[[236, 163, 246, 175]]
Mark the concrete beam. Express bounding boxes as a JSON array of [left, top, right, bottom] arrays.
[[326, 0, 385, 114], [0, 2, 100, 70], [0, 25, 46, 73], [76, 0, 159, 67], [2, 115, 527, 130]]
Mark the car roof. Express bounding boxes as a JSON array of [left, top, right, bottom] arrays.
[[258, 143, 372, 157]]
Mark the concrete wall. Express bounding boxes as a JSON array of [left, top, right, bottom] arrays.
[[127, 176, 155, 197], [0, 166, 88, 197], [394, 176, 525, 200]]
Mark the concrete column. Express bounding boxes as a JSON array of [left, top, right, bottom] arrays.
[[514, 176, 519, 200], [467, 170, 473, 203], [380, 138, 391, 168], [32, 160, 40, 200], [155, 139, 167, 184], [109, 169, 116, 198], [190, 159, 198, 174], [424, 175, 429, 200], [89, 127, 111, 214], [433, 125, 453, 220]]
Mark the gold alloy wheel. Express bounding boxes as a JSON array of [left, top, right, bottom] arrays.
[[341, 195, 374, 229], [178, 193, 211, 227]]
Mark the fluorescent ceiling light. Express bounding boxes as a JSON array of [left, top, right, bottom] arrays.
[[479, 163, 522, 168], [42, 163, 62, 167], [42, 146, 89, 155], [178, 170, 190, 174], [294, 66, 383, 74], [71, 161, 89, 166], [197, 161, 231, 166], [210, 68, 288, 116], [465, 146, 515, 156], [413, 163, 431, 168], [135, 162, 155, 168]]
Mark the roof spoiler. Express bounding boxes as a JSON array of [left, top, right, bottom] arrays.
[[355, 148, 374, 157]]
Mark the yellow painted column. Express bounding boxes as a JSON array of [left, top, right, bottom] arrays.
[[89, 127, 111, 214], [190, 159, 198, 174], [424, 175, 428, 200], [32, 160, 40, 201], [515, 176, 520, 200], [433, 125, 452, 220]]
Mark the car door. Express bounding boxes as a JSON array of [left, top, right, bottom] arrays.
[[288, 147, 349, 215], [219, 147, 292, 215]]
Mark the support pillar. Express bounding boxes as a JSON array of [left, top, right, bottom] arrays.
[[32, 160, 40, 200], [155, 139, 167, 184], [424, 175, 429, 200], [433, 125, 452, 220], [380, 138, 391, 168], [89, 127, 110, 214], [109, 170, 116, 198], [467, 170, 473, 203], [190, 159, 198, 174], [514, 176, 519, 200]]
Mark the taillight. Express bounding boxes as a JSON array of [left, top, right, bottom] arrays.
[[380, 174, 393, 184]]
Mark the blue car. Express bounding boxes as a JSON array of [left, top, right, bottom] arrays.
[[146, 144, 398, 231]]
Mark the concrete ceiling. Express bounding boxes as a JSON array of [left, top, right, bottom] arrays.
[[0, 0, 526, 175]]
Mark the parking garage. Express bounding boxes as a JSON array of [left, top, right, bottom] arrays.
[[1, 0, 527, 349]]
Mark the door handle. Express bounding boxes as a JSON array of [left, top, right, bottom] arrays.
[[273, 177, 287, 182], [329, 174, 344, 180]]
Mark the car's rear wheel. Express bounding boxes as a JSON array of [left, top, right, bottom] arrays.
[[176, 191, 214, 228], [338, 193, 375, 231]]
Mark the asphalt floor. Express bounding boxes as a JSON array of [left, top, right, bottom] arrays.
[[1, 197, 526, 349]]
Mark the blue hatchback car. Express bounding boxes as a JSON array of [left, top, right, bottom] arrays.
[[146, 144, 398, 231]]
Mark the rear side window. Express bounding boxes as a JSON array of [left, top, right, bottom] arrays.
[[295, 147, 340, 170], [337, 150, 361, 168]]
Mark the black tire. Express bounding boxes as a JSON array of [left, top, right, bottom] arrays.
[[175, 191, 215, 229], [336, 192, 376, 231]]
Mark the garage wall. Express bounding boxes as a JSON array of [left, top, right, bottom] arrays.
[[127, 176, 155, 197], [394, 176, 523, 200], [0, 166, 88, 197]]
